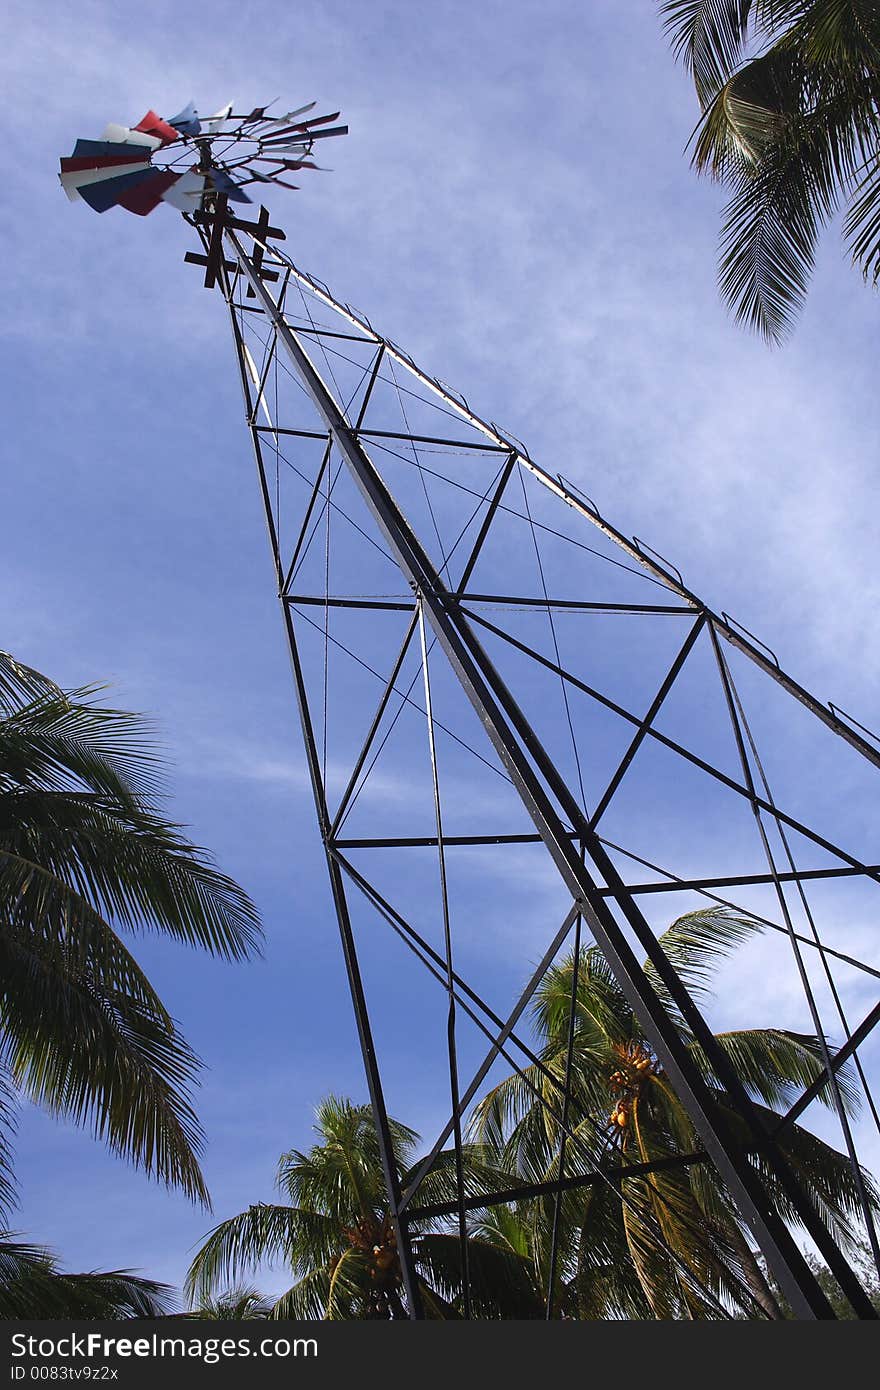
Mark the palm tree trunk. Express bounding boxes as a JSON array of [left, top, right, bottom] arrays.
[[726, 1221, 783, 1319], [387, 1287, 407, 1319]]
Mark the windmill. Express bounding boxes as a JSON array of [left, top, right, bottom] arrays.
[[60, 99, 880, 1319]]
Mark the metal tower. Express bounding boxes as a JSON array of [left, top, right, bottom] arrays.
[[62, 101, 880, 1319]]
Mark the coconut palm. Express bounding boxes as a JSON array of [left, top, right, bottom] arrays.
[[186, 1095, 543, 1319], [0, 649, 262, 1216], [660, 2, 880, 341], [180, 1285, 274, 1319], [757, 1237, 880, 1317], [470, 907, 877, 1318], [0, 1236, 174, 1319]]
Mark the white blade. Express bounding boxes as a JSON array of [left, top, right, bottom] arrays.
[[160, 168, 207, 208], [101, 123, 162, 150], [60, 160, 151, 198], [202, 101, 235, 131]]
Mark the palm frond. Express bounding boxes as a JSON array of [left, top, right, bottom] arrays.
[[55, 1268, 177, 1318], [469, 1064, 570, 1179], [732, 1099, 880, 1251], [415, 1232, 544, 1318], [401, 1145, 520, 1228], [276, 1097, 416, 1222], [467, 1067, 547, 1153], [693, 1027, 861, 1113], [662, 0, 880, 340], [0, 1237, 175, 1319], [693, 59, 794, 173], [325, 1247, 375, 1319], [0, 794, 261, 961], [471, 1202, 534, 1261], [0, 1071, 18, 1228], [186, 1204, 333, 1302], [1, 690, 163, 805], [773, 0, 880, 69], [0, 679, 262, 961], [572, 1177, 657, 1319], [716, 139, 826, 341], [651, 906, 764, 1003], [269, 1268, 333, 1320], [0, 654, 261, 1212], [0, 863, 209, 1206], [845, 151, 880, 281], [311, 1094, 418, 1164], [0, 654, 63, 719], [661, 0, 756, 104], [0, 1237, 61, 1318], [184, 1284, 273, 1319], [1, 849, 177, 1018], [532, 945, 632, 1048], [621, 1189, 686, 1318]]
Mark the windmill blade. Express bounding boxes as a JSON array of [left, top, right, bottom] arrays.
[[261, 102, 316, 125], [168, 100, 201, 137], [305, 125, 348, 141], [257, 127, 314, 144], [209, 167, 253, 203], [60, 161, 152, 202], [101, 123, 162, 150], [160, 169, 208, 208], [133, 109, 181, 145], [256, 111, 341, 140], [202, 102, 235, 131], [70, 138, 152, 159], [293, 110, 341, 128], [59, 142, 153, 203], [253, 157, 320, 172], [77, 167, 161, 213], [256, 140, 312, 154], [116, 168, 182, 216]]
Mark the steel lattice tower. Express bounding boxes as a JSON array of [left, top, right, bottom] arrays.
[[62, 102, 880, 1319]]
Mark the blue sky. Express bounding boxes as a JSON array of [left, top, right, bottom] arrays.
[[2, 0, 879, 1302]]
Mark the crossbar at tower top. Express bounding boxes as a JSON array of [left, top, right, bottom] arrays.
[[58, 96, 880, 1320]]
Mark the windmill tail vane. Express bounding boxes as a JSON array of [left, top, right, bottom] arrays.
[[58, 98, 348, 217]]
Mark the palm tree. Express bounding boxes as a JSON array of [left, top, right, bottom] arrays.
[[186, 1095, 543, 1319], [0, 649, 262, 1218], [470, 907, 877, 1318], [0, 1236, 175, 1319], [757, 1237, 880, 1318], [660, 2, 880, 341], [179, 1285, 274, 1319]]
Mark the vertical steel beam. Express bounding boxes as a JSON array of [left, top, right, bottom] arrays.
[[417, 599, 472, 1317], [220, 272, 425, 1318]]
